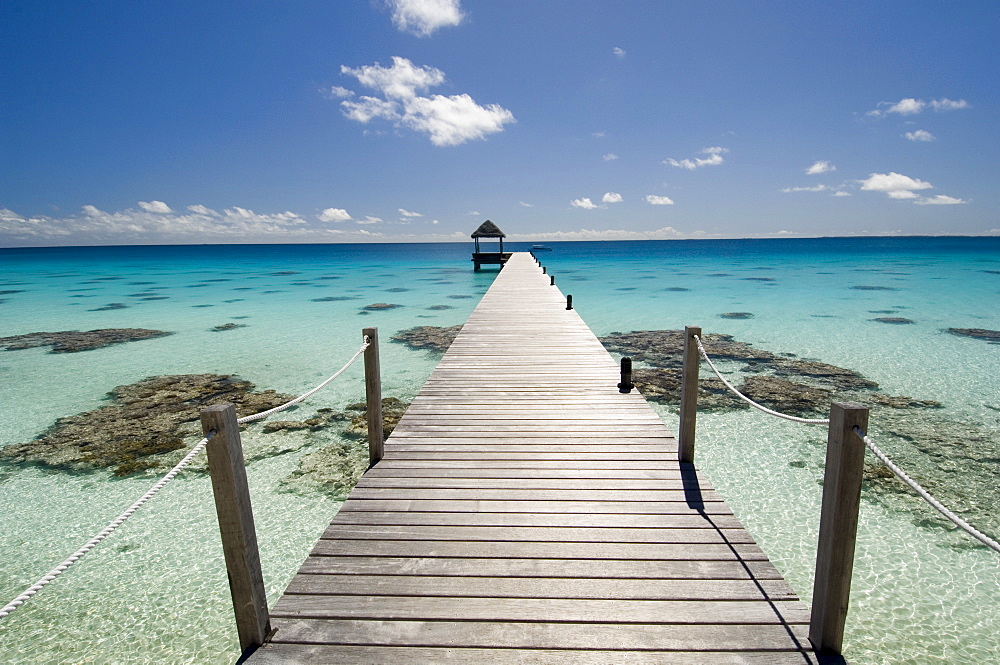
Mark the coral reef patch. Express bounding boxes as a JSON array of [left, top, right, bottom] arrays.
[[0, 329, 173, 353]]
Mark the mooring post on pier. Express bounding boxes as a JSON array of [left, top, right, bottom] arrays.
[[363, 327, 384, 465], [678, 325, 701, 463], [618, 357, 633, 393], [810, 401, 869, 655], [200, 403, 271, 658]]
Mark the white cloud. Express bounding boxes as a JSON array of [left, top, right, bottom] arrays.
[[138, 200, 172, 213], [388, 0, 464, 37], [398, 208, 423, 217], [592, 131, 607, 138], [82, 205, 104, 217], [832, 191, 852, 197], [357, 216, 382, 224], [187, 204, 218, 216], [338, 57, 514, 146], [806, 160, 836, 175], [930, 98, 969, 111], [612, 46, 625, 58], [664, 146, 728, 170], [432, 219, 440, 224], [570, 197, 599, 209], [645, 194, 675, 205], [915, 194, 968, 205], [602, 192, 623, 204], [869, 97, 970, 117], [904, 129, 935, 142], [506, 226, 700, 242], [519, 201, 533, 207], [323, 85, 355, 99], [782, 185, 829, 193], [318, 208, 351, 222], [602, 153, 618, 161], [859, 172, 933, 200], [467, 210, 481, 215]]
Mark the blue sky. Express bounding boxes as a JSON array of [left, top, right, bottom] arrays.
[[2, 0, 997, 246]]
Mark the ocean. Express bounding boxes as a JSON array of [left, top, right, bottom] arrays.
[[1, 237, 997, 664]]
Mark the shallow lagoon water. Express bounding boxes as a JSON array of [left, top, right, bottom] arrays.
[[1, 238, 998, 664]]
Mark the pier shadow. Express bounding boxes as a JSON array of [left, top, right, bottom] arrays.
[[679, 462, 845, 665]]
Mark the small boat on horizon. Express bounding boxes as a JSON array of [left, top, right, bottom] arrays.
[[531, 244, 553, 251]]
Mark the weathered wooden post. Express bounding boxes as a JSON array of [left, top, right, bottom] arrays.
[[363, 327, 384, 465], [810, 401, 869, 655], [199, 404, 271, 657], [677, 326, 701, 463]]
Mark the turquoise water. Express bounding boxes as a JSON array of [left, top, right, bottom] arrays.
[[1, 238, 997, 664]]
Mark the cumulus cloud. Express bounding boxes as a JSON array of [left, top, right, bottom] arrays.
[[570, 197, 599, 210], [914, 194, 968, 205], [318, 208, 352, 222], [357, 216, 382, 224], [187, 204, 218, 216], [612, 47, 625, 58], [338, 56, 514, 146], [602, 192, 623, 204], [782, 185, 829, 193], [664, 146, 728, 170], [868, 97, 970, 117], [645, 194, 675, 205], [138, 200, 172, 213], [832, 191, 852, 197], [506, 226, 703, 242], [322, 85, 355, 99], [806, 160, 835, 175], [602, 153, 618, 161], [398, 208, 423, 217], [387, 0, 464, 37], [859, 172, 933, 199], [904, 129, 935, 142]]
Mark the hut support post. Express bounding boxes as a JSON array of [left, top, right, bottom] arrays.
[[678, 326, 701, 463], [810, 401, 868, 655], [364, 327, 384, 465], [200, 404, 271, 658]]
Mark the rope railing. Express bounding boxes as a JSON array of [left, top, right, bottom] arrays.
[[0, 338, 371, 621], [693, 334, 830, 424], [854, 426, 1000, 555], [693, 333, 998, 555]]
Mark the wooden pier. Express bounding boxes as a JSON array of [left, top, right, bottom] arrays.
[[248, 253, 818, 663]]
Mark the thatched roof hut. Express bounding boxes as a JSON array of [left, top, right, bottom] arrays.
[[470, 220, 510, 270], [471, 220, 505, 238]]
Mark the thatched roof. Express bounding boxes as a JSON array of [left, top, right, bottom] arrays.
[[471, 220, 505, 238]]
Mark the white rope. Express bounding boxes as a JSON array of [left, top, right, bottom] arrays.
[[693, 335, 830, 425], [0, 434, 213, 619], [236, 338, 369, 424], [854, 426, 1000, 555], [0, 338, 371, 620]]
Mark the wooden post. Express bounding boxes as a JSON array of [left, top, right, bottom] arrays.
[[200, 404, 271, 657], [618, 357, 633, 393], [542, 266, 547, 274], [677, 326, 701, 463], [550, 275, 555, 286], [363, 327, 384, 465], [566, 294, 573, 310], [810, 401, 869, 655]]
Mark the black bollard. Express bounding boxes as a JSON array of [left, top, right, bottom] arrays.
[[542, 266, 547, 274], [550, 275, 555, 286], [566, 294, 573, 310], [618, 357, 633, 393]]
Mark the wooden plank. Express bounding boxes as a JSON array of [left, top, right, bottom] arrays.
[[265, 618, 812, 650], [250, 644, 819, 665], [295, 557, 785, 581], [328, 512, 737, 529], [308, 539, 769, 561], [271, 594, 808, 623]]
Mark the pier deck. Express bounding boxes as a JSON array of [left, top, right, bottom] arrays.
[[248, 253, 817, 663]]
